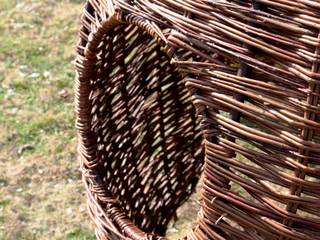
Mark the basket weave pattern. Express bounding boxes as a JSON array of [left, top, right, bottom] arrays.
[[75, 1, 320, 239]]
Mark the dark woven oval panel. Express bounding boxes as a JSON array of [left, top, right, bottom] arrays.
[[75, 1, 320, 240]]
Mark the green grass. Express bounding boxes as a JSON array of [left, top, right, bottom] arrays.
[[0, 0, 95, 239]]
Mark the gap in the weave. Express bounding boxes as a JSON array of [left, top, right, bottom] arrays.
[[166, 175, 202, 239]]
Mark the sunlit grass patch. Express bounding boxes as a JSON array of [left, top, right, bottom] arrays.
[[0, 0, 94, 239]]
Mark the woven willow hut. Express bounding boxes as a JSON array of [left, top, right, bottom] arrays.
[[75, 1, 320, 239]]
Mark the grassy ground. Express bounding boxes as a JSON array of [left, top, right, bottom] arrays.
[[0, 0, 95, 239]]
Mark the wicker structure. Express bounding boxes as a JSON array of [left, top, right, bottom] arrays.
[[75, 1, 320, 239]]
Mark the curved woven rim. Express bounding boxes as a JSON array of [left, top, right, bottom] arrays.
[[75, 2, 203, 239]]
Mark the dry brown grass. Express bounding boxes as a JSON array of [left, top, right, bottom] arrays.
[[0, 0, 94, 239]]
